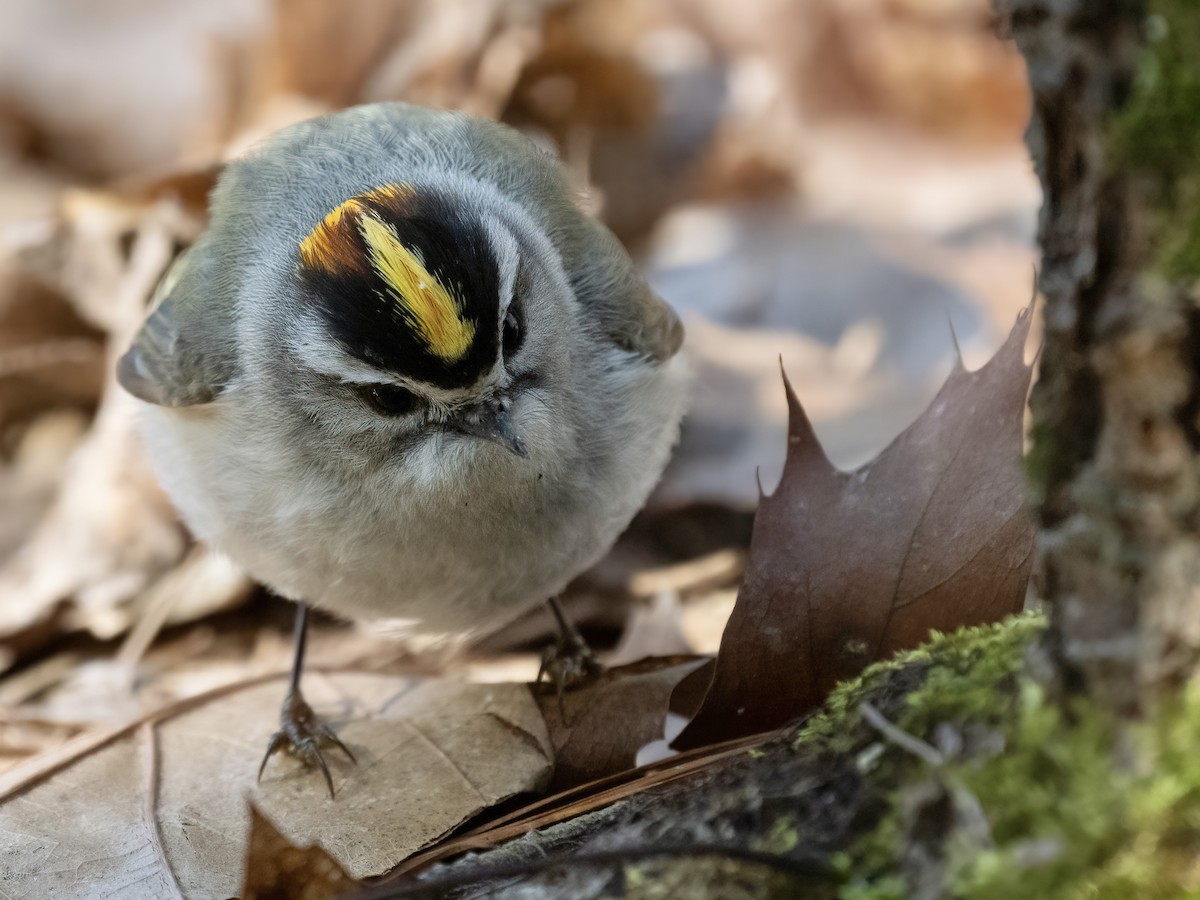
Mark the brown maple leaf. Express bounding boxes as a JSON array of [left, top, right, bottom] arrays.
[[673, 305, 1037, 750]]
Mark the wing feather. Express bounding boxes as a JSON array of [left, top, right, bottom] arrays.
[[117, 237, 238, 406]]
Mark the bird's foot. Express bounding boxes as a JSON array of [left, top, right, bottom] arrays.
[[538, 626, 603, 718], [257, 690, 356, 798]]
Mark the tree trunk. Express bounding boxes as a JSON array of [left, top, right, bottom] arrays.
[[1000, 0, 1200, 716]]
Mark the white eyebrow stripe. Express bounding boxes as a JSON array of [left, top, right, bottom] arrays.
[[287, 312, 494, 404], [482, 215, 520, 317]]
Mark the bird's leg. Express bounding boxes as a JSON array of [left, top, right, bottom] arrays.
[[257, 603, 356, 797], [537, 595, 603, 715]]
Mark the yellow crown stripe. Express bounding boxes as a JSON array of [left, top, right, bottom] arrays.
[[358, 212, 477, 362], [297, 185, 416, 275]]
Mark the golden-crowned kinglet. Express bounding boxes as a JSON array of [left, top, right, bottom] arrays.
[[117, 102, 686, 793]]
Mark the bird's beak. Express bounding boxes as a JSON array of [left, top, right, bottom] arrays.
[[452, 396, 528, 458]]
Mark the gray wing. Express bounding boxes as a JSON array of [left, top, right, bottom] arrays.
[[554, 213, 684, 363], [117, 235, 239, 406]]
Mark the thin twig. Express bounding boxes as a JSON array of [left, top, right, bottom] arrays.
[[384, 730, 774, 879], [0, 671, 288, 802], [859, 701, 943, 767]]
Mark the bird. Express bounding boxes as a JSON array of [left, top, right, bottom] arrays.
[[116, 102, 687, 795]]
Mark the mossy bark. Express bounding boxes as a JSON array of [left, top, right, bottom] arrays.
[[998, 0, 1200, 715], [381, 619, 1043, 899], [385, 616, 1200, 898]]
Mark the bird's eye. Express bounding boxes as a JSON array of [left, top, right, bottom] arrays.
[[502, 307, 522, 358], [357, 383, 419, 416]]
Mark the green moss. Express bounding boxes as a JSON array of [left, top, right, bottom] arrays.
[[820, 615, 1042, 898], [621, 855, 802, 899], [949, 685, 1129, 899], [796, 614, 1044, 752], [837, 814, 907, 900], [834, 870, 907, 900], [1022, 419, 1053, 508], [896, 616, 1043, 737], [950, 681, 1200, 897], [832, 613, 1200, 898], [793, 643, 927, 750], [758, 817, 800, 855], [1111, 0, 1200, 278]]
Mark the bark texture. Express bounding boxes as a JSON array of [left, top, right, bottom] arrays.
[[999, 0, 1200, 714]]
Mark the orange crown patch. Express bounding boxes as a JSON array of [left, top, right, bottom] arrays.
[[298, 184, 477, 363]]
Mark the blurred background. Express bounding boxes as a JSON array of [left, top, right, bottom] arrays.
[[0, 0, 1035, 771]]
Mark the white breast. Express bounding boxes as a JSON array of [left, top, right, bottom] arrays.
[[137, 351, 686, 639]]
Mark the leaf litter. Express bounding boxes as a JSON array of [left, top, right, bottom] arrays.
[[532, 655, 709, 792], [240, 804, 356, 900], [0, 673, 553, 898]]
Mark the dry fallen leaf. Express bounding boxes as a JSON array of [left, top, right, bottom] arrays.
[[240, 803, 356, 900], [674, 304, 1036, 750], [0, 673, 552, 898], [113, 162, 224, 221], [533, 656, 708, 792], [0, 200, 187, 659], [501, 0, 725, 245], [0, 182, 226, 666], [608, 592, 693, 665], [0, 273, 104, 438]]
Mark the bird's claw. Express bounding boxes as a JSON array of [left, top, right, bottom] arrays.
[[257, 690, 356, 798], [538, 631, 602, 718]]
